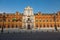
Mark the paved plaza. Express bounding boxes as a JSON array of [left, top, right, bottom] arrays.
[[0, 32, 60, 40]]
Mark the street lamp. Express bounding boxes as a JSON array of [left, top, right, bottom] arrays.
[[1, 12, 6, 33], [54, 13, 58, 31]]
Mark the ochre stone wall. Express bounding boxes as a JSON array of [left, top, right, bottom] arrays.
[[0, 11, 60, 29], [0, 12, 23, 28], [35, 12, 60, 29]]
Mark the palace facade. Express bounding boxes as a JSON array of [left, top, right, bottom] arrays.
[[0, 6, 60, 31]]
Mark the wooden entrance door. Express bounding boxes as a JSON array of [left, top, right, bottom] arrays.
[[27, 25, 30, 29]]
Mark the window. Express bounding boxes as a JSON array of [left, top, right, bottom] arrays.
[[57, 20, 59, 22], [40, 20, 41, 22], [0, 25, 1, 28], [43, 20, 45, 22], [36, 25, 38, 28], [4, 25, 5, 28], [16, 25, 18, 28], [16, 19, 18, 22], [58, 25, 60, 27], [20, 25, 22, 29], [7, 14, 9, 16], [46, 19, 48, 22], [43, 25, 45, 27], [47, 25, 49, 27], [3, 19, 6, 22], [54, 24, 55, 27], [51, 25, 52, 27], [0, 20, 2, 22], [8, 20, 10, 22], [28, 18, 30, 21], [19, 19, 22, 22], [40, 25, 42, 28], [12, 25, 14, 28], [8, 25, 10, 28], [50, 20, 52, 22], [36, 20, 38, 22]]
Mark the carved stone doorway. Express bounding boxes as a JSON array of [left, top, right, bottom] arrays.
[[27, 24, 31, 29]]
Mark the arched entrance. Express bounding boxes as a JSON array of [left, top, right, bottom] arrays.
[[27, 24, 31, 29]]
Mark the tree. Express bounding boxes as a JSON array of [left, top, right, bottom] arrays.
[[12, 18, 17, 21]]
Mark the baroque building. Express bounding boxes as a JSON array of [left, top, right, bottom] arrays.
[[0, 6, 60, 31], [23, 6, 34, 29]]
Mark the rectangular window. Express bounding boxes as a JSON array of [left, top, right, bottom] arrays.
[[36, 20, 38, 22]]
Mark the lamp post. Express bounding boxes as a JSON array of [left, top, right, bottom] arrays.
[[54, 13, 57, 31], [1, 12, 5, 33]]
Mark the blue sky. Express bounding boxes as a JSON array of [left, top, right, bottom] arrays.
[[0, 0, 60, 13]]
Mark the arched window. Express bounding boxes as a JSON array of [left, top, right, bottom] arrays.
[[8, 20, 10, 22], [36, 20, 38, 22], [19, 19, 22, 22], [0, 25, 1, 28], [40, 20, 41, 22], [12, 25, 14, 28], [58, 25, 60, 27], [16, 25, 17, 28], [40, 25, 42, 28], [57, 20, 59, 22], [3, 18, 6, 22], [20, 25, 22, 29], [0, 20, 2, 22], [50, 20, 52, 22], [8, 25, 10, 28], [43, 24, 45, 27], [46, 19, 48, 22], [43, 20, 45, 22], [47, 25, 49, 28], [51, 25, 52, 27], [4, 25, 5, 28], [36, 25, 38, 28], [54, 24, 56, 27]]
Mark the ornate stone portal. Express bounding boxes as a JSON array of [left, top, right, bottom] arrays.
[[23, 6, 34, 29]]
